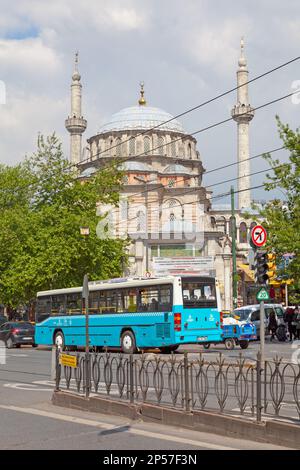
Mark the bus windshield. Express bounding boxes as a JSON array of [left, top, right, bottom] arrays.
[[182, 278, 217, 308]]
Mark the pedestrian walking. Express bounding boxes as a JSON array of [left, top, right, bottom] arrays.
[[285, 307, 296, 341], [294, 305, 300, 340], [268, 310, 278, 342]]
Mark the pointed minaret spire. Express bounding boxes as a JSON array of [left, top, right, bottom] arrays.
[[238, 37, 247, 70], [65, 51, 87, 164], [231, 37, 255, 210]]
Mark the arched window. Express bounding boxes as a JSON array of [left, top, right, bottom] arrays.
[[158, 136, 164, 155], [188, 143, 192, 159], [217, 216, 227, 234], [170, 139, 176, 157], [116, 138, 122, 158], [129, 137, 135, 156], [168, 199, 177, 209], [239, 222, 247, 243], [144, 136, 151, 155], [136, 210, 145, 233], [211, 217, 216, 229]]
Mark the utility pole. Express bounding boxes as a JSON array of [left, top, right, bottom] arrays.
[[231, 186, 237, 309], [82, 273, 90, 398], [80, 226, 90, 398], [134, 176, 149, 273]]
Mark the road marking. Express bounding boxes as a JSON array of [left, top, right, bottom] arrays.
[[3, 383, 53, 391], [6, 354, 28, 357], [0, 404, 237, 450]]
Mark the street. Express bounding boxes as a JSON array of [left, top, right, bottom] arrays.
[[0, 343, 296, 450]]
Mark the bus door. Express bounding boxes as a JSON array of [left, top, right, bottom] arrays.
[[180, 278, 221, 341]]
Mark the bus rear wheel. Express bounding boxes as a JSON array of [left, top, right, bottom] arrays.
[[121, 330, 136, 354], [54, 331, 65, 351]]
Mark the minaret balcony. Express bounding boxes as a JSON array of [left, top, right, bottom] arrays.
[[231, 104, 254, 123], [65, 117, 87, 134]]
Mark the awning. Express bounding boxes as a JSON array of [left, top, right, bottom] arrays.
[[237, 262, 293, 285], [237, 263, 255, 282]]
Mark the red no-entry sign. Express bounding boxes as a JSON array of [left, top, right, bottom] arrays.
[[251, 224, 267, 247]]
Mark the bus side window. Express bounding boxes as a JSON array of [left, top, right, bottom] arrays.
[[122, 288, 137, 313], [89, 291, 99, 314], [138, 288, 159, 312], [51, 295, 66, 316], [159, 285, 172, 311], [66, 293, 81, 315], [105, 290, 117, 314], [36, 296, 51, 322], [99, 291, 106, 313]]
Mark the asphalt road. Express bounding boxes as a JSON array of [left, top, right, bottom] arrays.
[[0, 342, 297, 450]]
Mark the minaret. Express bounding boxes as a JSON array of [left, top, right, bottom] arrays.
[[65, 52, 87, 164], [231, 38, 255, 209]]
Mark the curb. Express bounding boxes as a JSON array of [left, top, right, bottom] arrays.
[[52, 391, 300, 449]]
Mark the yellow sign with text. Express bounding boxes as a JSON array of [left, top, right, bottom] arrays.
[[59, 353, 77, 368]]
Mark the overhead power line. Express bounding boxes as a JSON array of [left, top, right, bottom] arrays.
[[111, 162, 285, 230], [75, 55, 300, 169], [0, 88, 296, 198]]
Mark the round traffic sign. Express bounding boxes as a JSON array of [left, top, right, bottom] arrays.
[[251, 224, 267, 247]]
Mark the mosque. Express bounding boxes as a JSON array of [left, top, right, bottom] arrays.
[[65, 39, 259, 310]]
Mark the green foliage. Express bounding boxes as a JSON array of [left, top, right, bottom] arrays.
[[0, 134, 128, 306], [259, 117, 300, 292]]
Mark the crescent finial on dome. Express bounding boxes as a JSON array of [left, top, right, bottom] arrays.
[[138, 81, 147, 106]]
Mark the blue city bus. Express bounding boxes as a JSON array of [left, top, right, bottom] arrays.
[[35, 276, 223, 353]]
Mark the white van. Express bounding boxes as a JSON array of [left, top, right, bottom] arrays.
[[233, 304, 285, 339]]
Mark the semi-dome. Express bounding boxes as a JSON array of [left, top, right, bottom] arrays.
[[121, 161, 153, 172], [163, 164, 190, 174], [99, 105, 185, 134]]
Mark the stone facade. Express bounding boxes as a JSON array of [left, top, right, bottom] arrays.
[[66, 41, 257, 310]]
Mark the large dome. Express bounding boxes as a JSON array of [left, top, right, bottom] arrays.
[[99, 105, 185, 134]]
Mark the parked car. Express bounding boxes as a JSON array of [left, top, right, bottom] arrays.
[[0, 322, 36, 348], [233, 304, 286, 340], [0, 315, 7, 326]]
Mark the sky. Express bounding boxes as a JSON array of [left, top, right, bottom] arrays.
[[0, 0, 299, 205]]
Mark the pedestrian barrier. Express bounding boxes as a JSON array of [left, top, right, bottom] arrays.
[[54, 349, 300, 423]]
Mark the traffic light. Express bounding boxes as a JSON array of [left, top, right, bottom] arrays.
[[254, 251, 277, 284], [266, 253, 276, 280], [254, 251, 269, 284]]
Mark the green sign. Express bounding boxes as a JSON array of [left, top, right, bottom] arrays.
[[256, 287, 270, 301]]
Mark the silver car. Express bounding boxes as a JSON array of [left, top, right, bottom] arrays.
[[233, 304, 285, 339]]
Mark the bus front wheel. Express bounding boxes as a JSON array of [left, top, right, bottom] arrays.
[[121, 330, 136, 354], [54, 331, 65, 351]]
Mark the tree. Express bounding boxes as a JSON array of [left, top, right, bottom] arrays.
[[0, 134, 128, 306], [260, 117, 300, 301]]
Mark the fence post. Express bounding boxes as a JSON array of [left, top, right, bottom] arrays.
[[184, 352, 190, 412], [55, 345, 61, 392], [256, 351, 262, 423], [129, 354, 134, 404], [85, 351, 90, 398]]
